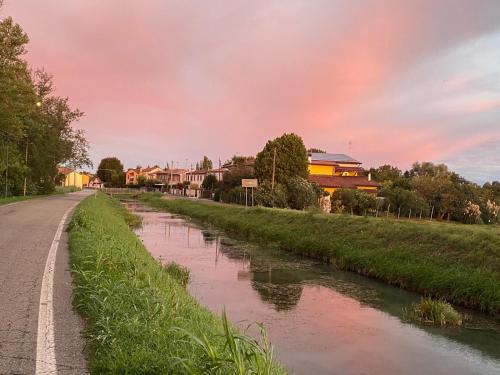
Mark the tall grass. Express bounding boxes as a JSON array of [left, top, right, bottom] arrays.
[[68, 193, 285, 374], [140, 194, 500, 316], [403, 298, 464, 326]]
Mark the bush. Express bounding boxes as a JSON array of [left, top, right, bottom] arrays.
[[285, 176, 317, 210], [255, 182, 288, 208], [403, 298, 463, 326], [332, 189, 377, 215]]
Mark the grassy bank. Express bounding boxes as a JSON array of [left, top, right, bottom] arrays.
[[0, 188, 81, 206], [140, 194, 500, 316], [68, 193, 284, 374], [0, 195, 33, 206]]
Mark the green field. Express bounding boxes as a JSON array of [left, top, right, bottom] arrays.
[[140, 194, 500, 316], [68, 193, 284, 374]]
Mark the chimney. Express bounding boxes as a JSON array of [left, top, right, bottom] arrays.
[[368, 173, 372, 181]]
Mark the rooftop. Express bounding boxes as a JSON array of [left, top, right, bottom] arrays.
[[309, 153, 360, 164]]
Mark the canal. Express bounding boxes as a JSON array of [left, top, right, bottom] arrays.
[[126, 201, 500, 374]]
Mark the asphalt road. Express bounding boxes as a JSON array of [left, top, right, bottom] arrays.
[[0, 191, 91, 374]]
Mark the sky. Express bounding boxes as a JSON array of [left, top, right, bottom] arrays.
[[2, 0, 500, 183]]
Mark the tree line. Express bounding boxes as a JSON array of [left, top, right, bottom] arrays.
[[206, 133, 499, 225], [0, 9, 91, 196]]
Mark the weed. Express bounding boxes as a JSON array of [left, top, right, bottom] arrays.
[[403, 298, 463, 326]]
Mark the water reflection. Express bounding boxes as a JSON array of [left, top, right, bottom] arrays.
[[127, 201, 500, 375]]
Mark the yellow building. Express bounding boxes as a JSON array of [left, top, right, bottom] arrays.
[[57, 167, 83, 189], [308, 153, 379, 195], [81, 173, 90, 187]]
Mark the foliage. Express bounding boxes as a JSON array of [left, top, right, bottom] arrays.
[[285, 176, 317, 210], [464, 201, 482, 224], [176, 310, 278, 374], [141, 194, 500, 315], [202, 174, 218, 190], [254, 182, 288, 208], [97, 157, 124, 187], [332, 189, 377, 215], [0, 16, 91, 196], [200, 155, 213, 170], [307, 148, 325, 153], [403, 298, 463, 326], [68, 193, 285, 374], [380, 186, 428, 217], [254, 133, 308, 185]]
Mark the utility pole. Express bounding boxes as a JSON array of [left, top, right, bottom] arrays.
[[271, 147, 277, 190], [23, 140, 28, 196], [4, 140, 8, 198]]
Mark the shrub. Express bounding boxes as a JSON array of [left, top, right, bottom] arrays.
[[285, 176, 317, 210], [255, 182, 288, 208], [403, 298, 463, 326]]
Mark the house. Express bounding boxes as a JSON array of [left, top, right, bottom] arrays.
[[308, 152, 379, 195], [57, 167, 83, 189], [81, 172, 91, 187], [185, 169, 208, 185], [207, 168, 229, 182], [156, 168, 188, 188], [125, 165, 162, 185], [89, 176, 103, 189]]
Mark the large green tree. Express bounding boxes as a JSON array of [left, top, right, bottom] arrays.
[[200, 156, 213, 170], [97, 157, 124, 187], [254, 133, 308, 185], [0, 14, 91, 195]]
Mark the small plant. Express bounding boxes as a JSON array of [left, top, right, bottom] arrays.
[[164, 262, 190, 288], [174, 310, 280, 375], [403, 298, 463, 326]]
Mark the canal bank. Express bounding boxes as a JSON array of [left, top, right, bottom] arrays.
[[128, 199, 500, 375], [67, 193, 285, 374], [139, 194, 500, 316]]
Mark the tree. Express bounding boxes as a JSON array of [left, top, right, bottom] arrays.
[[307, 148, 326, 153], [285, 176, 317, 210], [200, 156, 213, 170], [97, 157, 124, 187], [201, 174, 218, 190], [255, 182, 288, 208], [254, 133, 308, 185], [0, 16, 91, 195]]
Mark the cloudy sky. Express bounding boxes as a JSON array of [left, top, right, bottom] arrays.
[[3, 0, 500, 183]]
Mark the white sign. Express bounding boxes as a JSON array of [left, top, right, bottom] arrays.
[[242, 179, 258, 188]]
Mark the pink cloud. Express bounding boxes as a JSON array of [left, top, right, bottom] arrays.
[[3, 0, 500, 181]]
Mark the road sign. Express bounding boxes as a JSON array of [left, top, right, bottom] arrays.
[[242, 179, 258, 188]]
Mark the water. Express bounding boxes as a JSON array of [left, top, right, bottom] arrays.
[[127, 202, 500, 375]]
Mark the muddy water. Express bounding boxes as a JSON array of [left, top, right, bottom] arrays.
[[128, 202, 500, 375]]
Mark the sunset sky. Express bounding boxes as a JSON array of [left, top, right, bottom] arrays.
[[3, 0, 499, 183]]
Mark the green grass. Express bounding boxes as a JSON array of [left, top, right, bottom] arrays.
[[0, 195, 34, 206], [139, 194, 500, 316], [404, 298, 464, 326], [55, 186, 81, 193], [68, 193, 285, 374], [0, 187, 81, 206]]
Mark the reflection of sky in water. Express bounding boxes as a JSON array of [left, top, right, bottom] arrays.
[[128, 202, 500, 375]]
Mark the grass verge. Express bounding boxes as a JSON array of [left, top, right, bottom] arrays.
[[0, 195, 34, 206], [139, 194, 500, 316], [403, 298, 464, 326], [68, 192, 284, 374]]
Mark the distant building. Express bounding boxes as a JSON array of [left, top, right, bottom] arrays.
[[185, 169, 207, 185], [156, 168, 187, 188], [89, 176, 103, 189], [308, 152, 379, 195], [125, 165, 162, 185], [57, 167, 83, 189]]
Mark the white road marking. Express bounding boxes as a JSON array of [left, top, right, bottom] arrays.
[[35, 202, 79, 375]]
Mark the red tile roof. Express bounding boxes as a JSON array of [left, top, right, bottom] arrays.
[[57, 167, 74, 175], [309, 175, 380, 189]]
